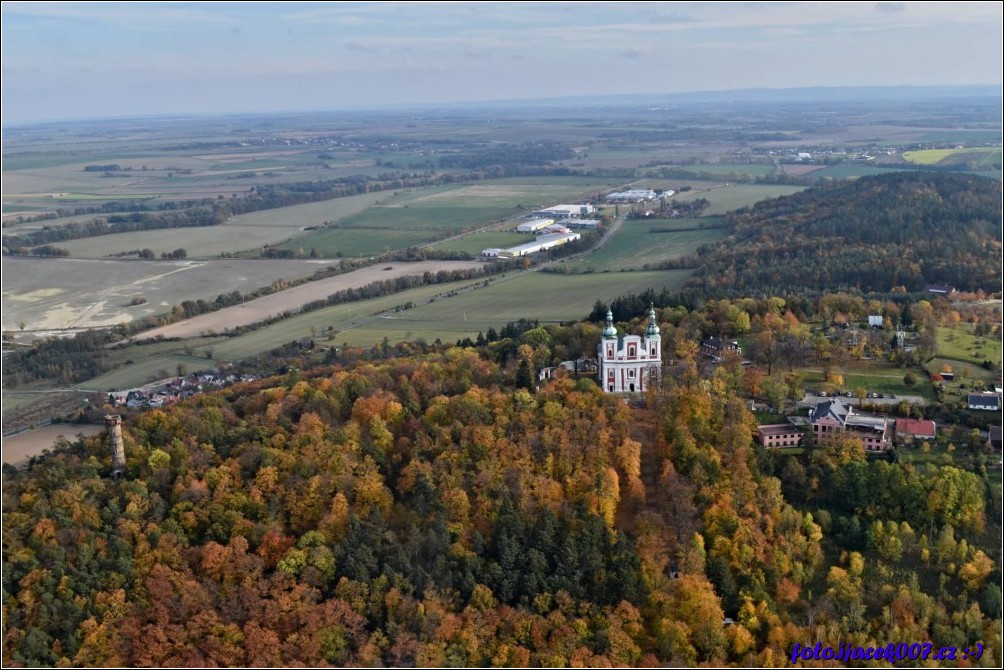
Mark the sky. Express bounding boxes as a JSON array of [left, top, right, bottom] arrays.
[[2, 1, 1002, 123]]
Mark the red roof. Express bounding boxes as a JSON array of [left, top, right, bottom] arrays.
[[896, 418, 936, 438]]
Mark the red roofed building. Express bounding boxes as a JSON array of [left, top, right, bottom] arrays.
[[895, 418, 937, 444]]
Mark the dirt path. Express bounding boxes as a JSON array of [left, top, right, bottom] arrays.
[[134, 260, 483, 341], [631, 406, 662, 511]]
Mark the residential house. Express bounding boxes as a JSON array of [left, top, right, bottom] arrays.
[[701, 337, 742, 361], [968, 392, 1001, 411], [894, 418, 937, 444]]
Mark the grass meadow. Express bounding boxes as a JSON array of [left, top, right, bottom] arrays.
[[799, 359, 935, 401], [340, 270, 693, 345], [209, 281, 473, 360], [669, 184, 804, 215], [564, 217, 725, 272], [806, 165, 914, 179], [936, 325, 1003, 367], [207, 269, 690, 359], [903, 147, 1002, 168], [431, 231, 529, 254]]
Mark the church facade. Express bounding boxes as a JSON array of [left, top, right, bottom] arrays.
[[597, 306, 662, 393]]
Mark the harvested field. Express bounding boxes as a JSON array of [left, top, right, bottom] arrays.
[[781, 164, 826, 177], [2, 256, 334, 333], [2, 424, 104, 466], [135, 260, 483, 340]]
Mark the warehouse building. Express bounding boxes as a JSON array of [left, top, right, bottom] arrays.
[[516, 218, 554, 233], [530, 204, 596, 219], [605, 189, 657, 203], [567, 218, 600, 229], [497, 232, 581, 257]]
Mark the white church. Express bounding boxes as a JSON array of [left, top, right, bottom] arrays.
[[597, 306, 662, 393]]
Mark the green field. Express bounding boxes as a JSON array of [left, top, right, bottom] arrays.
[[343, 270, 693, 345], [564, 217, 725, 272], [281, 178, 622, 258], [669, 164, 778, 178], [226, 191, 393, 228], [914, 131, 1002, 143], [903, 147, 1001, 168], [281, 227, 445, 258], [670, 184, 804, 215], [207, 269, 690, 358], [209, 281, 472, 360], [431, 231, 528, 254], [807, 165, 915, 179], [82, 354, 213, 391], [801, 360, 935, 401], [80, 336, 223, 391], [56, 225, 302, 259], [2, 392, 41, 415], [936, 325, 1002, 367]]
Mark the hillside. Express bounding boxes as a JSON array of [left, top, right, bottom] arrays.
[[4, 345, 999, 666], [689, 172, 1002, 295]]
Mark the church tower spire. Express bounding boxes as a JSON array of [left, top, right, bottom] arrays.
[[603, 308, 618, 338], [645, 303, 660, 337]]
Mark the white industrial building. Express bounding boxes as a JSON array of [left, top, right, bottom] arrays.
[[567, 218, 600, 229], [516, 218, 554, 233], [530, 204, 596, 219], [481, 248, 504, 258], [605, 189, 657, 203], [497, 232, 581, 257]]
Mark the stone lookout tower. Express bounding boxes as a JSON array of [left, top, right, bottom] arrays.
[[105, 414, 126, 476]]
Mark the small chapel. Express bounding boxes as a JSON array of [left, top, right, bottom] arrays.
[[597, 305, 662, 393]]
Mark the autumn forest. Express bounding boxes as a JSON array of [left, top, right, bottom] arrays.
[[3, 341, 1000, 665]]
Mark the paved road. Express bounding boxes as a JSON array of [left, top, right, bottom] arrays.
[[800, 392, 927, 408]]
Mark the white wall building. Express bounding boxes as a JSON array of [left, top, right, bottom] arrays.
[[597, 306, 662, 393]]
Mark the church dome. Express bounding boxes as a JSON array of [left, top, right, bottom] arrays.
[[646, 304, 660, 336], [603, 309, 617, 338]]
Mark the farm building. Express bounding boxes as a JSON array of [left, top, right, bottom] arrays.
[[567, 218, 600, 229], [605, 189, 657, 203], [530, 204, 596, 219], [497, 232, 581, 257], [516, 218, 554, 233], [480, 248, 504, 258]]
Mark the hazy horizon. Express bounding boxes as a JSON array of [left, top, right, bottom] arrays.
[[2, 1, 1002, 125]]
